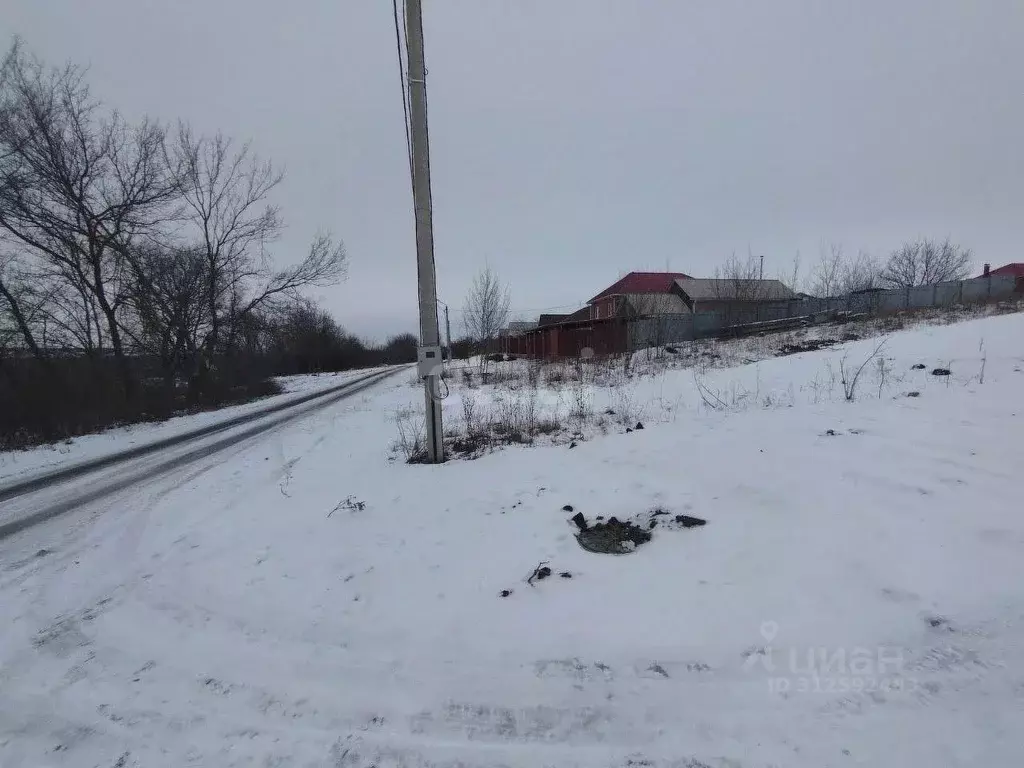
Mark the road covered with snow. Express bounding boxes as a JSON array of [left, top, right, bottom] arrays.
[[1, 314, 1023, 767], [0, 368, 387, 487]]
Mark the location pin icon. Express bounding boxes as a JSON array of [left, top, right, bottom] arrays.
[[760, 621, 779, 642]]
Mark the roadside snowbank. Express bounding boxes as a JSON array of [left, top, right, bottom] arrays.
[[0, 368, 383, 484]]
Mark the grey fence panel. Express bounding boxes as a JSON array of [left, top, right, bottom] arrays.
[[843, 294, 874, 314], [935, 282, 961, 306], [693, 311, 724, 338], [878, 291, 906, 313], [962, 279, 988, 303], [793, 299, 814, 315], [627, 315, 696, 350], [761, 303, 789, 322], [730, 308, 759, 326], [908, 286, 933, 309], [657, 315, 695, 345], [620, 276, 1019, 354]]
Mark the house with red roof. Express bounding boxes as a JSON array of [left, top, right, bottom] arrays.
[[506, 270, 799, 358], [587, 272, 693, 320], [978, 263, 1024, 281], [977, 263, 1024, 295]]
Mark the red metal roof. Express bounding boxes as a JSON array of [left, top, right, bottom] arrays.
[[981, 263, 1024, 279], [588, 271, 693, 304]]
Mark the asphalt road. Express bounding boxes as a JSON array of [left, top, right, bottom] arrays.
[[0, 366, 405, 540]]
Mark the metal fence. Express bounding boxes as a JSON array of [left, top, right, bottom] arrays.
[[627, 275, 1020, 350]]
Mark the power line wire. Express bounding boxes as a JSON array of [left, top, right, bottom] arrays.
[[391, 0, 414, 195], [444, 302, 586, 315]]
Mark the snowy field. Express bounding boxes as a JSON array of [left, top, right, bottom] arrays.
[[0, 368, 385, 486], [1, 313, 1023, 766]]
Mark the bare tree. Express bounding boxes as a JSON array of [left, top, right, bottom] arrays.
[[0, 42, 179, 397], [778, 251, 803, 295], [121, 243, 209, 395], [880, 238, 972, 288], [462, 266, 510, 355], [838, 250, 881, 294], [0, 39, 354, 442], [806, 243, 883, 297], [616, 292, 675, 365], [267, 299, 354, 374], [0, 249, 43, 359], [713, 251, 767, 301], [226, 232, 347, 348], [35, 265, 107, 353], [174, 127, 282, 365], [174, 128, 345, 388], [809, 242, 846, 298]]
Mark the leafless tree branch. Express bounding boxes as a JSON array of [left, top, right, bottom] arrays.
[[462, 266, 511, 357], [880, 238, 972, 288]]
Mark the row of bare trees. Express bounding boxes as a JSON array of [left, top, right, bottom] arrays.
[[711, 249, 878, 302], [806, 239, 973, 298], [613, 238, 974, 358], [265, 304, 418, 373], [713, 239, 973, 301], [0, 40, 349, 444]]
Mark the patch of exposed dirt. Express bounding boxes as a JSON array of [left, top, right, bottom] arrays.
[[575, 516, 652, 554], [571, 508, 707, 554], [777, 338, 840, 356]]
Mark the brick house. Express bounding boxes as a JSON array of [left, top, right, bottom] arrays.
[[517, 271, 798, 359], [587, 272, 694, 320]]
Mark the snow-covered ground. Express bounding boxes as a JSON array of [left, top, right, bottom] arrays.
[[1, 314, 1023, 766], [0, 368, 385, 485], [402, 303, 1023, 462]]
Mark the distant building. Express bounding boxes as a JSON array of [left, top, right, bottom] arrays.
[[587, 271, 694, 320], [511, 271, 800, 359], [978, 262, 1024, 280], [536, 313, 570, 327], [848, 287, 886, 296], [977, 263, 1024, 294], [500, 321, 538, 336], [671, 278, 795, 314]]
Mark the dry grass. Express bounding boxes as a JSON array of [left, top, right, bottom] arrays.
[[394, 299, 1024, 461]]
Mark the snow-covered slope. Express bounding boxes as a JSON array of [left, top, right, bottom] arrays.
[[1, 313, 1022, 767]]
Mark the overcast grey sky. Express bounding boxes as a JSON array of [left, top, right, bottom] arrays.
[[5, 0, 1023, 341]]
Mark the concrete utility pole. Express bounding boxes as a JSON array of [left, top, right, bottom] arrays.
[[759, 255, 764, 281], [405, 0, 444, 462]]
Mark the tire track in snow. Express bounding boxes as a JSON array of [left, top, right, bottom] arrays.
[[0, 367, 404, 540]]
